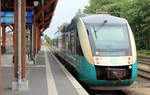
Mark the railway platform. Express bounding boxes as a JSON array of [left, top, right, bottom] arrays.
[[2, 46, 88, 95]]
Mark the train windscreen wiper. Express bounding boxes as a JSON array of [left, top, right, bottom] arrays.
[[93, 20, 108, 39], [93, 25, 98, 39]]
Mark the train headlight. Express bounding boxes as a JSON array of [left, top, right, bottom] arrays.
[[95, 57, 101, 64], [128, 57, 133, 64], [129, 65, 132, 69]]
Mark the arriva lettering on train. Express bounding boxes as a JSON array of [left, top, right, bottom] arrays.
[[110, 59, 118, 65]]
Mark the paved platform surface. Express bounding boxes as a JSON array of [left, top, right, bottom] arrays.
[[1, 46, 88, 95]]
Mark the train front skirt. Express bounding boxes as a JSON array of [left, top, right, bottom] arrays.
[[77, 56, 138, 86]]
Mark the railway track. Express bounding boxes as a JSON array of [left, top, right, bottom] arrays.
[[88, 90, 126, 95], [138, 56, 150, 65], [138, 56, 150, 80]]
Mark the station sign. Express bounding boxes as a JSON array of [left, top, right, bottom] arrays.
[[0, 11, 33, 24]]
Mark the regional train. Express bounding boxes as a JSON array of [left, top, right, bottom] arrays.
[[53, 13, 138, 87]]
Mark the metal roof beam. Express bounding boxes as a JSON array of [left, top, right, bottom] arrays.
[[34, 0, 55, 21]]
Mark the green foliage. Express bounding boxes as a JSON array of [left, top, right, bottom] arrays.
[[84, 0, 124, 13], [138, 50, 150, 57], [84, 0, 150, 50], [44, 35, 52, 45], [76, 9, 83, 15]]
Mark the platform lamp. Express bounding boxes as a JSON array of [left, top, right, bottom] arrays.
[[34, 0, 39, 7]]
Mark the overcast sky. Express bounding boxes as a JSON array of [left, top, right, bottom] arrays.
[[44, 0, 89, 39]]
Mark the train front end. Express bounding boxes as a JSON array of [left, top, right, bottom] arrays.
[[77, 14, 138, 86]]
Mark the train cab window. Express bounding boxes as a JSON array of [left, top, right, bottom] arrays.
[[87, 24, 131, 56]]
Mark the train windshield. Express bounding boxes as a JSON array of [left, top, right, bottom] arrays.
[[87, 24, 131, 56]]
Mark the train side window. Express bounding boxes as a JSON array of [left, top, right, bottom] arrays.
[[62, 34, 66, 49], [70, 31, 75, 53], [65, 33, 69, 50], [76, 32, 83, 56], [68, 32, 71, 50]]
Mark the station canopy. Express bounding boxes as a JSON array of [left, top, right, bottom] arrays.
[[1, 0, 58, 32]]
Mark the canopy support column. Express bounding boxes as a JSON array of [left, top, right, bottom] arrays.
[[30, 25, 34, 61], [12, 0, 28, 92], [0, 0, 3, 94], [2, 25, 6, 54]]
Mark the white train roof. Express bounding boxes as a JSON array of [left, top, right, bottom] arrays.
[[73, 14, 127, 25]]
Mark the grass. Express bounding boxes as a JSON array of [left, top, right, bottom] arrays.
[[137, 50, 150, 57]]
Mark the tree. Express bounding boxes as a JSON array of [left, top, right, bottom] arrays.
[[76, 9, 83, 15], [84, 0, 124, 13], [44, 35, 52, 45]]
